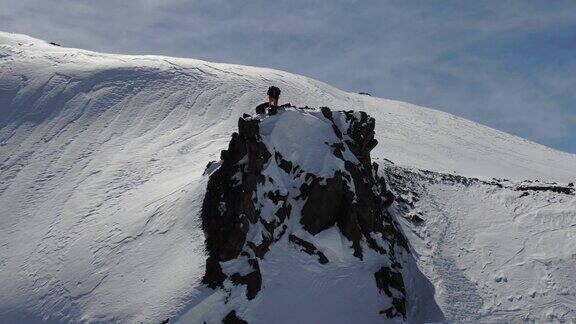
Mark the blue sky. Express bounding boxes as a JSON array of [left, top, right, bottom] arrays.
[[1, 0, 575, 153]]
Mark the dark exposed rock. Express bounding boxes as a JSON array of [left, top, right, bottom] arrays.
[[200, 106, 408, 320], [296, 111, 404, 257], [223, 311, 248, 324], [320, 106, 333, 120], [375, 266, 406, 318], [203, 257, 227, 288], [375, 266, 406, 297], [392, 298, 407, 319], [300, 172, 346, 235], [419, 169, 480, 187], [289, 234, 329, 264], [343, 110, 377, 168], [330, 142, 345, 159], [230, 259, 262, 300], [517, 185, 574, 195], [321, 106, 343, 139], [274, 225, 288, 243], [201, 116, 271, 287], [381, 307, 395, 318], [247, 237, 272, 259], [274, 152, 293, 173]]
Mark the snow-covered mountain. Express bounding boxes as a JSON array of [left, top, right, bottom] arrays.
[[0, 31, 575, 323], [186, 107, 422, 323]]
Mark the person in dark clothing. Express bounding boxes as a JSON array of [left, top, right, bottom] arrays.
[[256, 86, 281, 114]]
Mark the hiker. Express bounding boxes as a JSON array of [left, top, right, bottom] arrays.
[[256, 86, 281, 115]]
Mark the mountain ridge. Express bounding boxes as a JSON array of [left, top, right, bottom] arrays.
[[1, 31, 575, 182]]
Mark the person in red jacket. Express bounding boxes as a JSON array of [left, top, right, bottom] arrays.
[[256, 86, 281, 114]]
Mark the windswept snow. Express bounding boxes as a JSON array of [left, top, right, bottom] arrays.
[[259, 109, 348, 177], [388, 167, 576, 322], [1, 32, 574, 183], [0, 31, 575, 323]]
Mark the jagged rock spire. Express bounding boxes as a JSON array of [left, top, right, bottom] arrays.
[[201, 106, 408, 322]]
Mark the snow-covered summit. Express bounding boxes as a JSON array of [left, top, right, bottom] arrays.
[[190, 106, 431, 323]]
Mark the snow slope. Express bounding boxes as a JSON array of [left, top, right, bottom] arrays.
[[0, 31, 575, 323], [1, 32, 575, 183], [388, 166, 576, 322]]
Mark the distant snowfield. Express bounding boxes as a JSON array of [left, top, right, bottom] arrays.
[[0, 32, 575, 323], [387, 167, 576, 322]]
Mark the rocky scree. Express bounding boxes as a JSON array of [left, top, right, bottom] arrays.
[[200, 106, 408, 321]]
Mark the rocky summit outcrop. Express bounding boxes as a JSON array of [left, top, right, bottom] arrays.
[[201, 106, 408, 322]]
